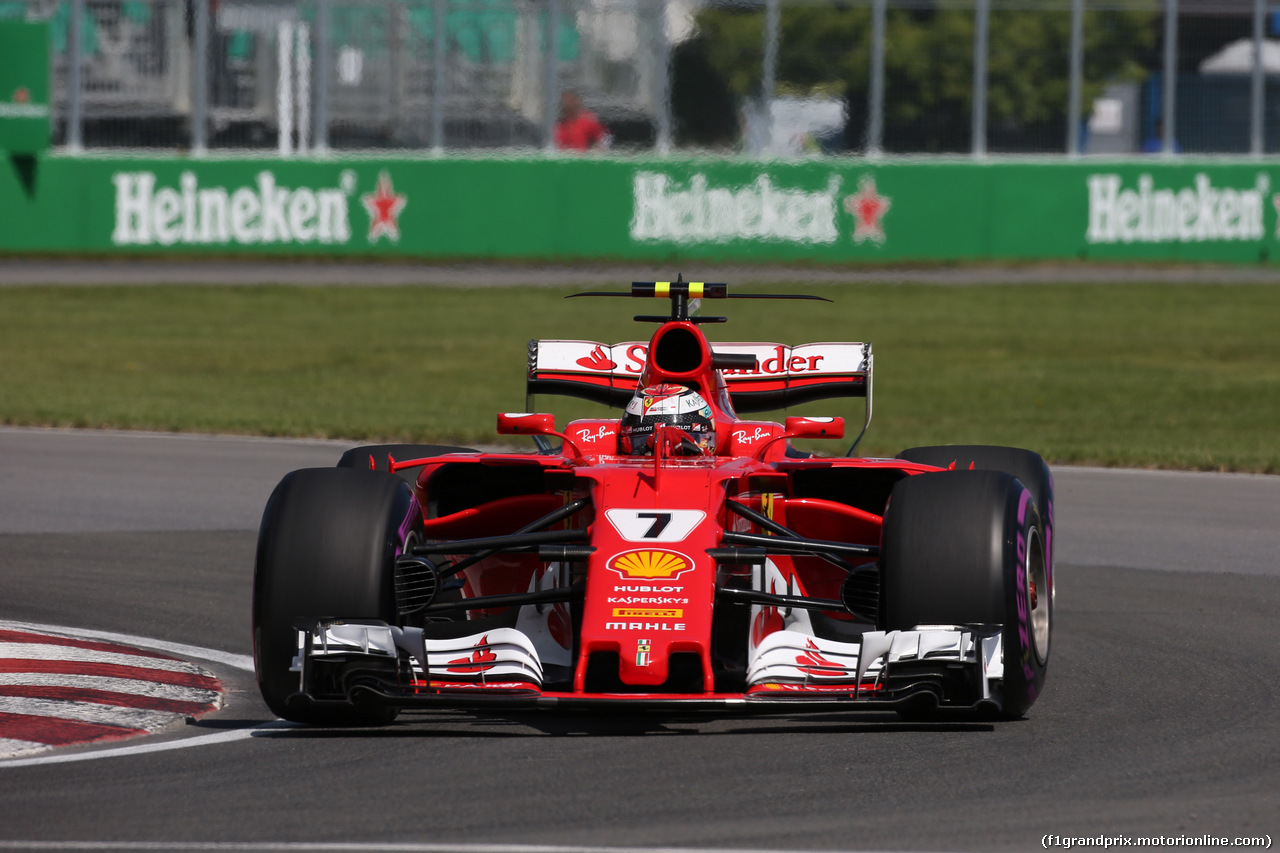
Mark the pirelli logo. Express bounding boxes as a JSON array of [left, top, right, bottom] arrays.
[[612, 608, 683, 619]]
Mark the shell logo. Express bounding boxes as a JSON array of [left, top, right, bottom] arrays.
[[608, 549, 692, 580]]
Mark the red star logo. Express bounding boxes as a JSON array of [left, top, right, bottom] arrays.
[[14, 87, 30, 104], [844, 175, 891, 244], [362, 170, 407, 243]]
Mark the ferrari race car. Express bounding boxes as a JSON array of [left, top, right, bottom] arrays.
[[252, 280, 1054, 725]]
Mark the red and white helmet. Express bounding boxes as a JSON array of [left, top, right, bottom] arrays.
[[618, 384, 716, 456]]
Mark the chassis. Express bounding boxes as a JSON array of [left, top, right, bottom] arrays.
[[252, 280, 1054, 724]]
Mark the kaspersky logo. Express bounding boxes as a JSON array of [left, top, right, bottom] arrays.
[[607, 549, 693, 581], [111, 169, 406, 247]]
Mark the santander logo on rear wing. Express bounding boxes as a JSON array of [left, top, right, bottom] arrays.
[[527, 340, 872, 414]]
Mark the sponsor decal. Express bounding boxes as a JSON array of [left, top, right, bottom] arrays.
[[111, 169, 409, 248], [720, 346, 826, 376], [112, 170, 356, 247], [1086, 172, 1270, 244], [613, 584, 684, 593], [636, 639, 652, 667], [631, 172, 842, 245], [604, 622, 688, 632], [445, 635, 498, 673], [575, 345, 617, 371], [843, 175, 892, 244], [630, 171, 892, 247], [611, 608, 683, 619], [574, 424, 615, 445], [607, 549, 693, 580], [361, 170, 407, 243], [795, 638, 848, 678], [747, 681, 882, 694], [732, 426, 773, 446], [607, 596, 690, 605]]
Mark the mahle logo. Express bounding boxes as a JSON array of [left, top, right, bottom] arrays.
[[111, 169, 408, 247]]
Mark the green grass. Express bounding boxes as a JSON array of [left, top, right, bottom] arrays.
[[2, 282, 1278, 472]]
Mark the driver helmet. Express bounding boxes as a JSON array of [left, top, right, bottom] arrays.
[[618, 384, 716, 456]]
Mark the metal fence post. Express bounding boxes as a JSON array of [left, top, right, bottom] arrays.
[[315, 0, 330, 152], [760, 0, 779, 154], [1251, 0, 1264, 156], [431, 0, 447, 152], [867, 0, 885, 156], [1162, 0, 1177, 155], [543, 0, 561, 150], [1066, 0, 1083, 156], [655, 0, 672, 153], [192, 0, 209, 154], [67, 0, 83, 150], [972, 0, 988, 156], [278, 20, 293, 155]]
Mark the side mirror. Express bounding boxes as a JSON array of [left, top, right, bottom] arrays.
[[496, 412, 557, 436], [496, 413, 584, 459], [783, 416, 845, 440], [755, 417, 845, 461]]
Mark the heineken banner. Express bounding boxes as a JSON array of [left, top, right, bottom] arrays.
[[3, 154, 1280, 263]]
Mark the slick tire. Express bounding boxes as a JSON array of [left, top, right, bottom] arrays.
[[881, 470, 1051, 719], [896, 444, 1054, 600], [253, 467, 419, 726], [338, 444, 478, 485]]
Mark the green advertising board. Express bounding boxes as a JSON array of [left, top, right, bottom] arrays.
[[0, 20, 51, 154], [2, 153, 1279, 264]]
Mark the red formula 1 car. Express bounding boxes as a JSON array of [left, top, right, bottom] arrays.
[[252, 280, 1054, 725]]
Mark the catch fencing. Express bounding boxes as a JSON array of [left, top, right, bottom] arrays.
[[3, 0, 1279, 155]]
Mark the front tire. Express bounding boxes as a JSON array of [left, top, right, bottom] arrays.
[[896, 444, 1054, 605], [881, 469, 1050, 718], [253, 467, 420, 725]]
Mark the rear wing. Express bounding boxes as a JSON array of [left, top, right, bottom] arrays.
[[526, 340, 872, 415]]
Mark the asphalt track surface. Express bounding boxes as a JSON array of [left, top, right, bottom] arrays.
[[1, 427, 1278, 852]]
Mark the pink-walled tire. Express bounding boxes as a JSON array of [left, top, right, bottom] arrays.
[[253, 467, 418, 726], [881, 469, 1050, 719]]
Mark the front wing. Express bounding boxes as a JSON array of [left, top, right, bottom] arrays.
[[286, 620, 1005, 714]]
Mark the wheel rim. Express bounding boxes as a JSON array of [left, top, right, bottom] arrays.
[[1027, 526, 1050, 664]]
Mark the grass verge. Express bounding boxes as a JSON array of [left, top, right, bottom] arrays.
[[1, 282, 1277, 472]]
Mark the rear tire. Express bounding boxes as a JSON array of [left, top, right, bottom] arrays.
[[338, 443, 478, 485], [253, 467, 420, 725], [881, 470, 1050, 718]]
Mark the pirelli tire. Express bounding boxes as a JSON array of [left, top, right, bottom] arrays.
[[338, 444, 479, 485], [895, 444, 1054, 603], [253, 467, 421, 726], [881, 469, 1051, 719]]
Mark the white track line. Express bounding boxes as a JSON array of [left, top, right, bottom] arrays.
[[0, 720, 293, 769]]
